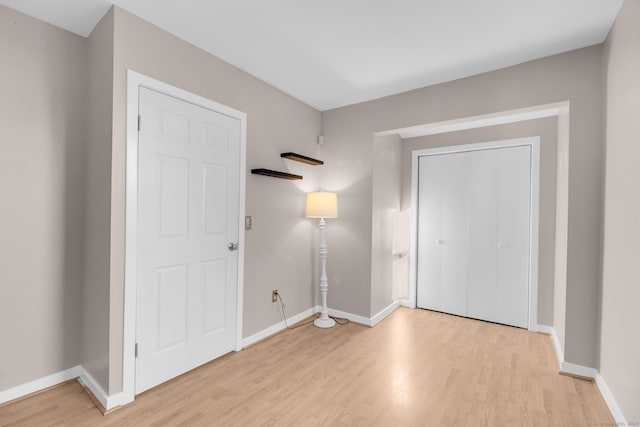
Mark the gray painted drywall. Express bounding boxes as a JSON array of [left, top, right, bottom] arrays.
[[371, 134, 403, 316], [322, 45, 604, 367], [601, 0, 640, 421], [401, 118, 558, 326], [0, 3, 324, 397], [553, 111, 570, 359], [315, 110, 374, 318], [102, 7, 322, 393], [83, 8, 114, 392], [0, 5, 86, 391]]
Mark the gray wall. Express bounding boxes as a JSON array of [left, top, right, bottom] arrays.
[[401, 118, 558, 326], [0, 5, 86, 391], [601, 0, 640, 421], [552, 109, 570, 359], [0, 4, 322, 396], [317, 109, 375, 318], [322, 45, 604, 368], [83, 7, 114, 391], [371, 134, 402, 315], [102, 7, 322, 393]]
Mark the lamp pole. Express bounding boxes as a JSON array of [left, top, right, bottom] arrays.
[[314, 217, 335, 328]]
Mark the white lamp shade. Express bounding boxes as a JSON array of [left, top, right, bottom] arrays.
[[306, 191, 338, 219]]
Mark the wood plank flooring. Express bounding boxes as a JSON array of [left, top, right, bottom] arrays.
[[0, 308, 614, 426]]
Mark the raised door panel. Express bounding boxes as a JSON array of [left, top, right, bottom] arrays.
[[156, 265, 188, 350], [158, 156, 190, 238]]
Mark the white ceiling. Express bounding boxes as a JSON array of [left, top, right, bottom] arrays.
[[1, 0, 623, 111]]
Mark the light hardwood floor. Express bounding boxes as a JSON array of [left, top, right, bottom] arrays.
[[0, 308, 614, 426]]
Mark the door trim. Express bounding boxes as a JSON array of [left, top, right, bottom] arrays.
[[122, 70, 247, 405], [409, 137, 540, 330]]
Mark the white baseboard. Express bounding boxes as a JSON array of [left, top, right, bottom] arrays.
[[242, 307, 318, 348], [594, 373, 629, 426], [243, 301, 401, 349], [537, 324, 564, 368], [399, 299, 414, 308], [535, 324, 555, 334], [538, 324, 596, 379], [0, 366, 128, 411], [538, 324, 628, 425], [370, 300, 401, 327], [77, 366, 124, 410], [242, 304, 369, 348], [0, 366, 82, 405], [328, 300, 400, 327], [560, 362, 598, 379], [327, 307, 371, 326]]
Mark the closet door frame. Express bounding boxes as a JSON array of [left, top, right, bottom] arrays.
[[409, 137, 540, 331]]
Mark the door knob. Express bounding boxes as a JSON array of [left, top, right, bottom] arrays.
[[435, 239, 444, 244], [228, 242, 239, 251]]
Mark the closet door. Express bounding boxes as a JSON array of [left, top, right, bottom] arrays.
[[416, 152, 469, 317], [466, 149, 499, 323], [496, 146, 530, 327], [466, 146, 530, 328], [416, 145, 531, 328]]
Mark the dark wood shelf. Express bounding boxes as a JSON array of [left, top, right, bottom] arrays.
[[251, 169, 303, 180], [280, 152, 324, 166]]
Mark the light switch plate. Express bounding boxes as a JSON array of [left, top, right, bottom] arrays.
[[245, 216, 252, 230]]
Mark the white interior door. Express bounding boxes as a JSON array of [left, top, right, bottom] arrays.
[[135, 87, 240, 394], [417, 145, 531, 328]]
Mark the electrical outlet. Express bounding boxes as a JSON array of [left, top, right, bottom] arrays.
[[272, 290, 278, 303]]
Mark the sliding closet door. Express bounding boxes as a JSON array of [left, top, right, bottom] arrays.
[[416, 152, 469, 317], [416, 145, 531, 328]]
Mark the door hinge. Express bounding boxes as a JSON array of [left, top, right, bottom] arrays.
[[135, 342, 138, 358], [138, 115, 141, 131]]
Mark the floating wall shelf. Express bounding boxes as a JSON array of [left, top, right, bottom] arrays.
[[280, 152, 324, 165], [251, 169, 303, 180]]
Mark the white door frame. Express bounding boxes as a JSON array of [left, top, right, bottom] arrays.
[[122, 70, 247, 404], [409, 136, 540, 331]]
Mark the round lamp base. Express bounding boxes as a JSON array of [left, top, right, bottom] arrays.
[[314, 317, 336, 328]]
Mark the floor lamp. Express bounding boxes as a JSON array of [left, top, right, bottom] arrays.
[[306, 191, 339, 328]]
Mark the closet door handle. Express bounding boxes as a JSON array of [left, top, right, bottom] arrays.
[[435, 239, 444, 244]]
